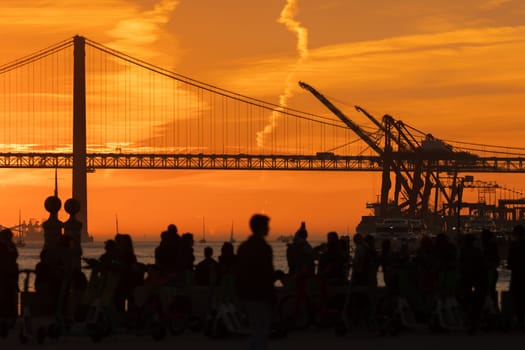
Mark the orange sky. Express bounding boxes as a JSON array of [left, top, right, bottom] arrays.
[[1, 0, 525, 241]]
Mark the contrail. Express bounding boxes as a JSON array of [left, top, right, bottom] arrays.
[[278, 0, 309, 59], [256, 0, 309, 148]]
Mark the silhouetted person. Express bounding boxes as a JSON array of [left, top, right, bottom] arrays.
[[379, 238, 396, 291], [218, 241, 236, 276], [176, 233, 195, 287], [98, 239, 119, 273], [432, 232, 460, 318], [481, 229, 500, 306], [348, 233, 377, 327], [350, 233, 368, 287], [195, 246, 219, 286], [114, 233, 142, 312], [458, 233, 486, 332], [217, 242, 237, 302], [286, 221, 315, 278], [0, 229, 19, 322], [433, 233, 458, 275], [236, 214, 276, 350], [34, 237, 72, 316], [414, 235, 435, 288], [364, 234, 379, 287], [35, 249, 54, 293], [507, 224, 525, 330], [34, 248, 59, 315], [55, 234, 87, 319], [75, 239, 120, 317], [317, 231, 347, 286], [154, 224, 180, 279], [413, 235, 436, 319]]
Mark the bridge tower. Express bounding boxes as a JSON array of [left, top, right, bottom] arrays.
[[73, 35, 88, 242]]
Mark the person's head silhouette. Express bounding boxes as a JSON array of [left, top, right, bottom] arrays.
[[250, 214, 270, 237]]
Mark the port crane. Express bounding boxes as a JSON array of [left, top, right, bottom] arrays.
[[353, 106, 452, 218], [298, 81, 479, 224], [0, 211, 28, 247], [353, 106, 479, 220]]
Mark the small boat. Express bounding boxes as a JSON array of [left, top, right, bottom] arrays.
[[361, 217, 423, 252], [275, 234, 294, 244]]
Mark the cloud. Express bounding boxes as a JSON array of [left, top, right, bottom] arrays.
[[0, 1, 135, 41], [480, 0, 513, 10], [217, 24, 525, 148], [106, 0, 180, 59], [223, 25, 525, 93], [0, 1, 178, 65]]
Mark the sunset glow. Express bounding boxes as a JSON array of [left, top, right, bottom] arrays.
[[1, 0, 525, 241]]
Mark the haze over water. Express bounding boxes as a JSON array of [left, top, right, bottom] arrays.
[[16, 239, 512, 295]]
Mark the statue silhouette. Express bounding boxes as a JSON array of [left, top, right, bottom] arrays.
[[42, 196, 63, 250], [64, 198, 83, 271], [36, 195, 65, 315]]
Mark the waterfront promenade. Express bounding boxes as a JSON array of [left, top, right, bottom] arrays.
[[2, 326, 525, 350]]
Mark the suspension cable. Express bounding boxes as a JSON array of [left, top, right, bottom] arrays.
[[84, 38, 345, 129], [0, 39, 73, 75]]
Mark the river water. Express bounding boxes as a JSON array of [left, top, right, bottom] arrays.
[[16, 239, 511, 293]]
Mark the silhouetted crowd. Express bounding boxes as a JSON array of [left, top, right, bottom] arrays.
[[2, 213, 525, 345]]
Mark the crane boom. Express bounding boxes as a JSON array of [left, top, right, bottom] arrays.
[[298, 81, 384, 155], [355, 105, 384, 131], [299, 80, 464, 221], [299, 81, 397, 216]]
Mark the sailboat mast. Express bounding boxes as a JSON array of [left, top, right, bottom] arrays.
[[198, 216, 207, 243], [202, 216, 205, 241], [18, 209, 23, 243]]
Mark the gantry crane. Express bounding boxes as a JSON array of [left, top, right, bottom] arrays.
[[298, 81, 477, 224]]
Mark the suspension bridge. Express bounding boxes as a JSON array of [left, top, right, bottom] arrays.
[[1, 35, 525, 239]]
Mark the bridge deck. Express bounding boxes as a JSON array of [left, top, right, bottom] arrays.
[[0, 152, 524, 172]]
